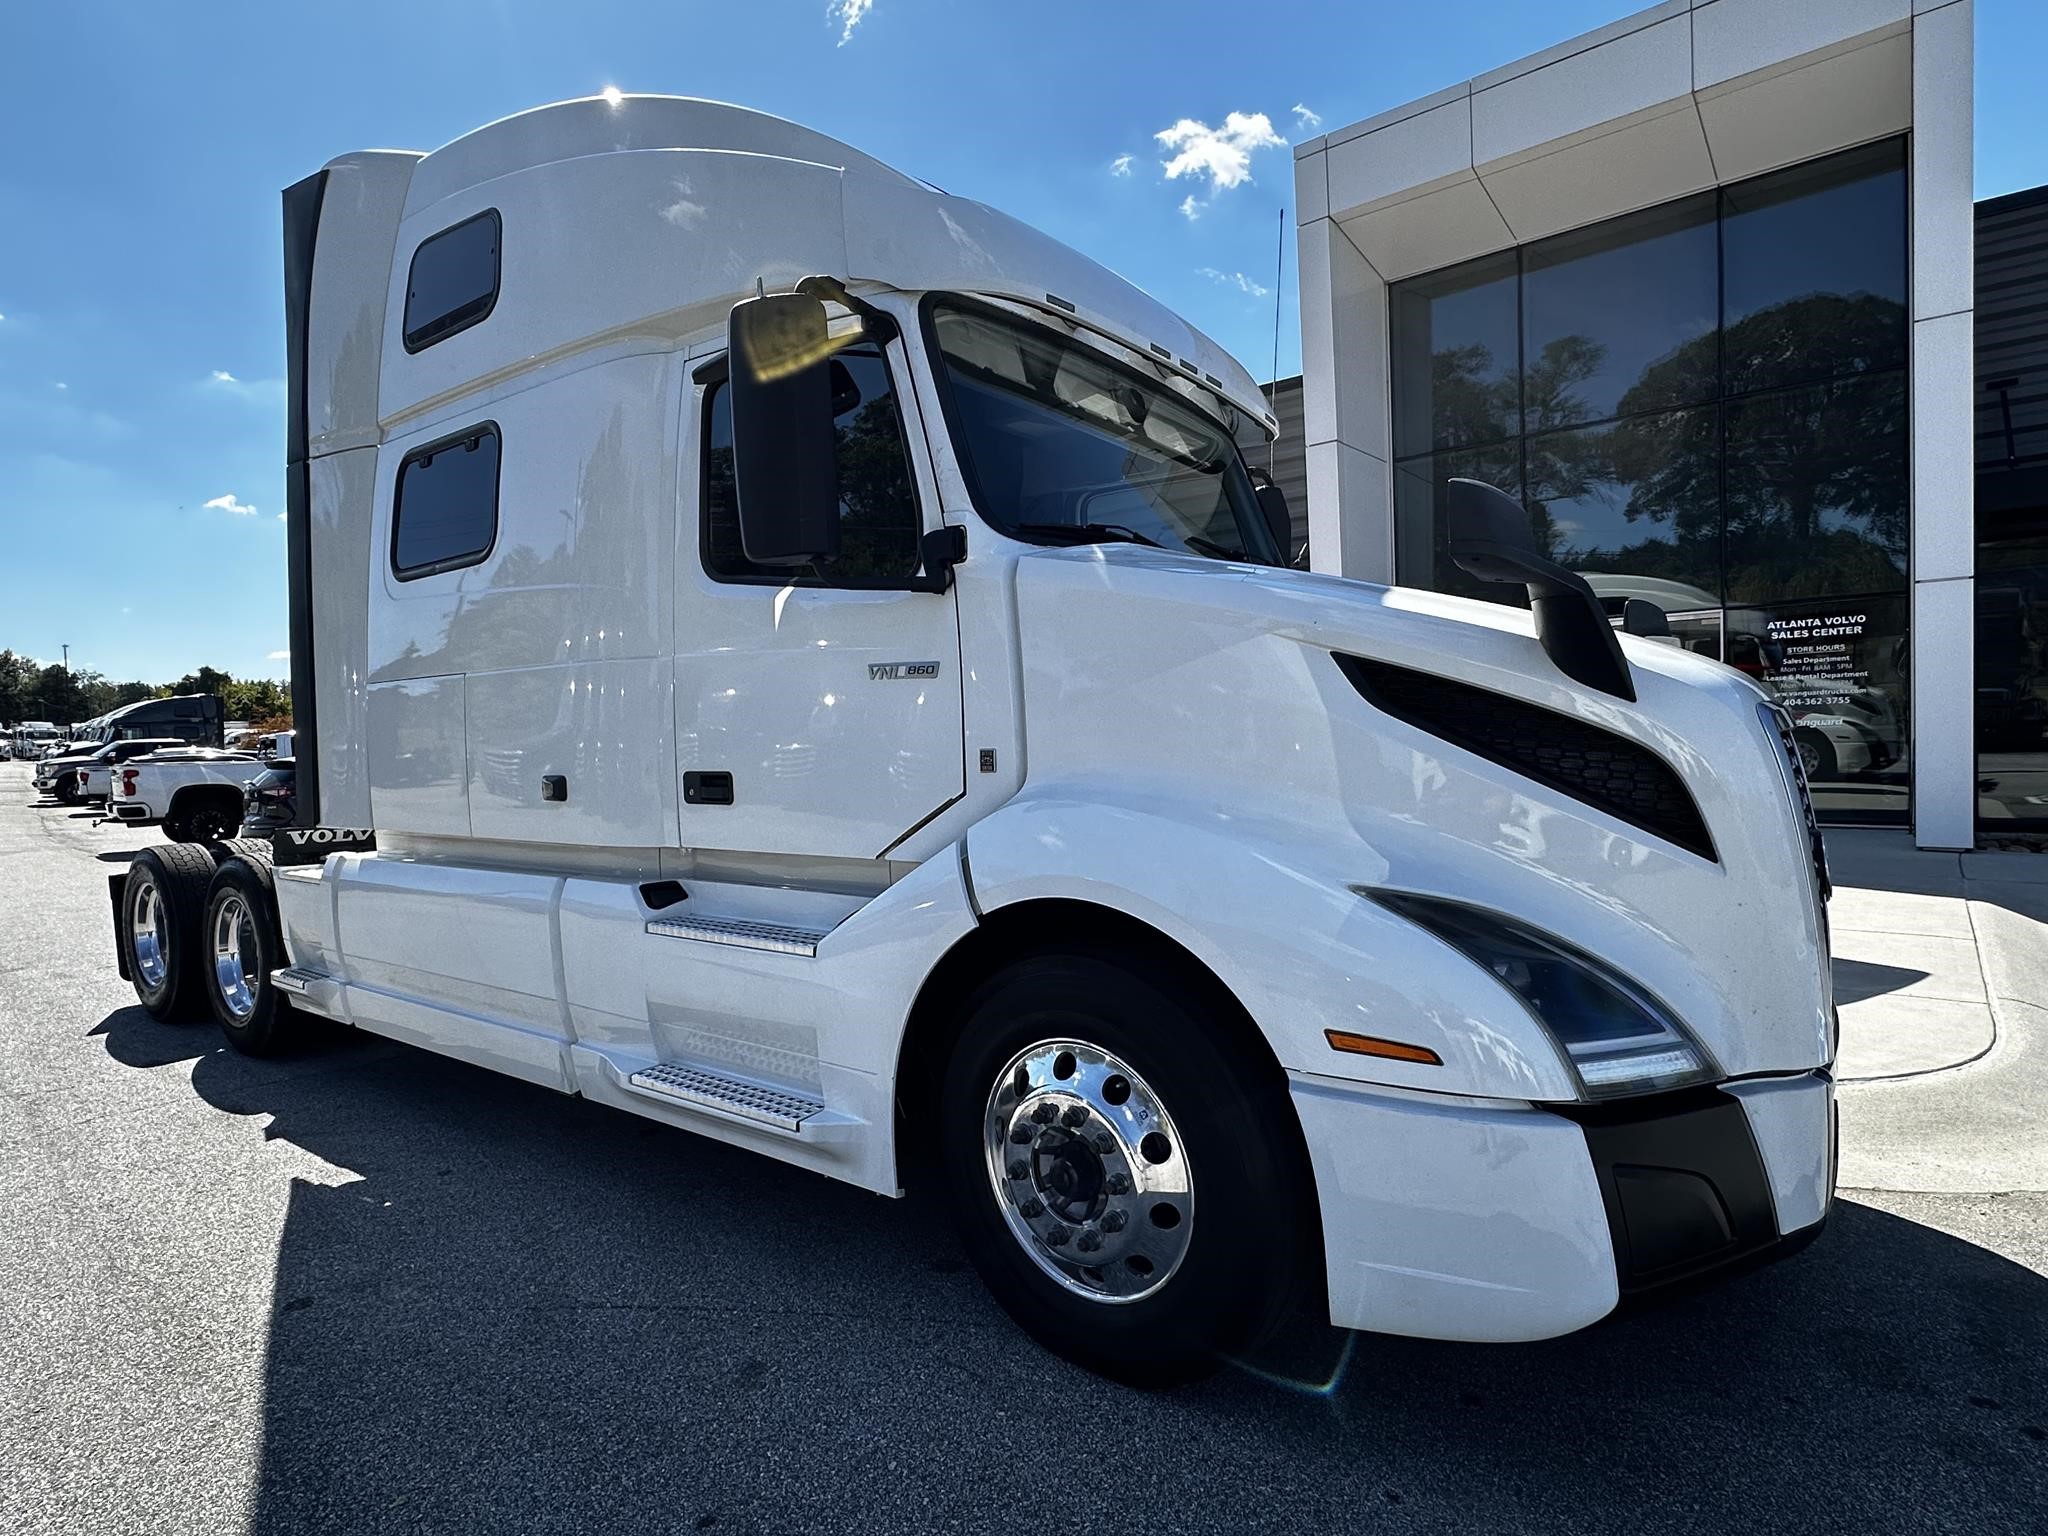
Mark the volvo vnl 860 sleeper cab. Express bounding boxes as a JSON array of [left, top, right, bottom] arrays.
[[108, 96, 1836, 1384]]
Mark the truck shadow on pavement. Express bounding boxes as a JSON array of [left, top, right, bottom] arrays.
[[92, 1007, 2048, 1536]]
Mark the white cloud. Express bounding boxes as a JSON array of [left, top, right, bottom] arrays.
[[211, 369, 238, 383], [1199, 267, 1271, 298], [1155, 111, 1285, 205], [277, 511, 287, 521], [828, 0, 872, 45], [1179, 195, 1202, 222], [660, 178, 706, 227], [204, 493, 258, 516], [54, 381, 68, 391], [1292, 103, 1323, 130], [1110, 153, 1135, 178], [0, 311, 7, 322], [267, 649, 291, 661]]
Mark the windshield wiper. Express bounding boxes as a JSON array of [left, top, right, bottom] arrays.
[[1011, 522, 1163, 549]]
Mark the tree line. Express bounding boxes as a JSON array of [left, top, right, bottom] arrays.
[[0, 653, 291, 732]]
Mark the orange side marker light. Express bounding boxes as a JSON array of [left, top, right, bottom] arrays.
[[1324, 1029, 1442, 1066]]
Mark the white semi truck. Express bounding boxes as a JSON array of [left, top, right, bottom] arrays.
[[106, 96, 1836, 1384]]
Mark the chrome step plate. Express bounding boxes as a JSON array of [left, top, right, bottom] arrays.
[[628, 1062, 824, 1133], [269, 965, 328, 996], [644, 914, 830, 957]]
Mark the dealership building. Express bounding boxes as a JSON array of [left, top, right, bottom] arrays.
[[1283, 0, 2047, 849]]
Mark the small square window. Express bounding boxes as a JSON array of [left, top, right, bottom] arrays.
[[393, 425, 501, 579], [403, 210, 501, 352]]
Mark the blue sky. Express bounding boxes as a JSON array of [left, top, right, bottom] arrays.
[[2, 0, 2041, 686]]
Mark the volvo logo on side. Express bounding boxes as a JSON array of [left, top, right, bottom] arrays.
[[869, 661, 941, 681]]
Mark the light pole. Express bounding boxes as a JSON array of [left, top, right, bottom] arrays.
[[61, 644, 69, 672]]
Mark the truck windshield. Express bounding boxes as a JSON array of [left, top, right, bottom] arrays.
[[929, 300, 1277, 564]]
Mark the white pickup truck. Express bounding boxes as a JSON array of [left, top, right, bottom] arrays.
[[107, 749, 263, 841]]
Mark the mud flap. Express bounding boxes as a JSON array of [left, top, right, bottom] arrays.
[[107, 871, 131, 982]]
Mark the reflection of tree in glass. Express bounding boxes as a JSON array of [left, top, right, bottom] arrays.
[[832, 390, 920, 580], [1425, 342, 1518, 451], [1523, 293, 1907, 602]]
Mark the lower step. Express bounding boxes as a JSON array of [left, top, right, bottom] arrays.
[[644, 913, 832, 956], [270, 965, 328, 996], [627, 1061, 825, 1134]]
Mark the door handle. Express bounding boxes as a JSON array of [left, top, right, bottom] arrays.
[[684, 771, 734, 806]]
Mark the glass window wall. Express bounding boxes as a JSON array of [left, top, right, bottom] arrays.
[[1388, 138, 1909, 822]]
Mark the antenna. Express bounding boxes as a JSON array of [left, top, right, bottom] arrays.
[[1268, 205, 1285, 472]]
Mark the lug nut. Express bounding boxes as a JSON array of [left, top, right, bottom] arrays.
[[1076, 1229, 1103, 1253], [1010, 1124, 1034, 1144], [1061, 1104, 1088, 1128], [1019, 1197, 1044, 1218], [1006, 1159, 1029, 1180], [1101, 1209, 1127, 1233], [1045, 1226, 1072, 1248], [1105, 1172, 1131, 1195], [1092, 1132, 1115, 1154], [1032, 1102, 1059, 1125]]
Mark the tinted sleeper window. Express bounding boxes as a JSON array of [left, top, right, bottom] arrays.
[[403, 210, 501, 351], [393, 426, 500, 578]]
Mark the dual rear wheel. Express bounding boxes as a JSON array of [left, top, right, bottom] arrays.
[[118, 841, 295, 1054]]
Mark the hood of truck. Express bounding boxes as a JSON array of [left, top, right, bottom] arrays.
[[1007, 545, 1833, 1086]]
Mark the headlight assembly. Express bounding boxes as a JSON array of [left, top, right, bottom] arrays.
[[1371, 892, 1718, 1100]]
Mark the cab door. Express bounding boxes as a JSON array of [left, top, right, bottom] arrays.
[[674, 334, 964, 859]]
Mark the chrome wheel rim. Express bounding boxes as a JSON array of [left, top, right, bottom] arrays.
[[211, 892, 259, 1022], [982, 1039, 1193, 1304], [130, 878, 168, 991], [1797, 740, 1824, 778]]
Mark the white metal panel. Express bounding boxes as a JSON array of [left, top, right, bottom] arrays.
[[1691, 0, 1910, 93], [273, 868, 339, 980], [465, 658, 678, 848], [1912, 575, 1977, 850], [383, 150, 849, 429], [1693, 29, 1911, 184], [306, 151, 418, 457], [1305, 439, 1391, 582], [1291, 1077, 1617, 1340], [399, 95, 918, 218], [1293, 149, 1328, 226], [1725, 1074, 1834, 1234], [969, 550, 1834, 1087], [1911, 310, 1975, 584], [331, 853, 564, 1038], [1324, 99, 1475, 220], [308, 447, 376, 828], [1469, 13, 1693, 167], [1336, 180, 1515, 284], [366, 676, 469, 836], [1477, 106, 1717, 244], [1909, 0, 1974, 323]]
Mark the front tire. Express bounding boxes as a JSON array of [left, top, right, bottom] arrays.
[[938, 949, 1310, 1385], [202, 853, 294, 1055], [119, 843, 223, 1021]]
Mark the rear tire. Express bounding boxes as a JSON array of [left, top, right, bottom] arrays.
[[937, 948, 1311, 1386], [119, 843, 224, 1021], [1794, 729, 1838, 781], [178, 798, 238, 843], [55, 776, 78, 805], [202, 854, 294, 1055]]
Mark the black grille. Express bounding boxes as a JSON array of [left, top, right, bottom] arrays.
[[1763, 704, 1832, 899], [1336, 654, 1717, 862]]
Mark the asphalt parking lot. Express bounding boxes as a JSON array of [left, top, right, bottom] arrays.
[[2, 758, 2045, 1535]]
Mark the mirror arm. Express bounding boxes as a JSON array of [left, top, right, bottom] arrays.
[[795, 274, 899, 342], [907, 526, 967, 595]]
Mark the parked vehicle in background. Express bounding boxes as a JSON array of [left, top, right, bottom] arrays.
[[71, 738, 191, 804], [14, 723, 64, 759], [105, 96, 1837, 1384], [109, 748, 263, 840], [33, 744, 106, 800], [67, 694, 227, 751], [238, 758, 296, 835]]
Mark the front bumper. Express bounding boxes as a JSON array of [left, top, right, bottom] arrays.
[[1293, 1070, 1833, 1341]]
